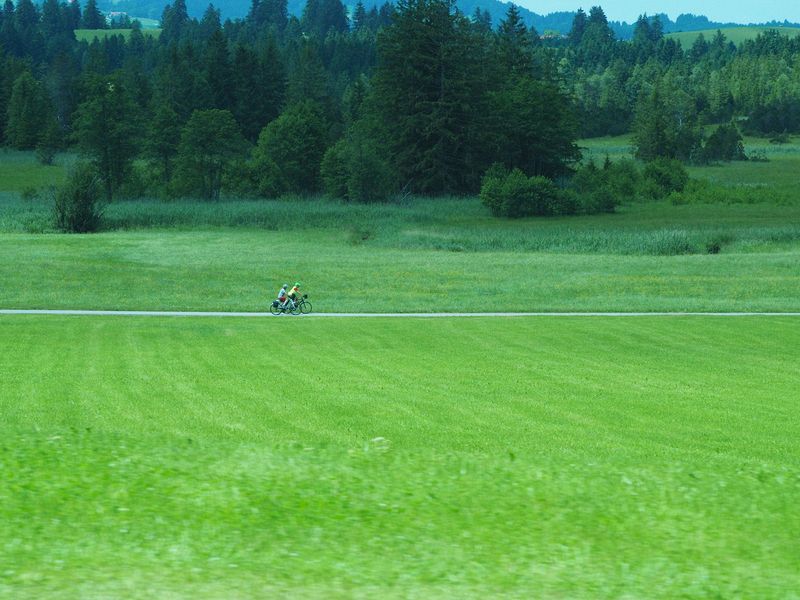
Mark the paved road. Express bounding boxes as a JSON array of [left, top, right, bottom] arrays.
[[2, 309, 800, 318]]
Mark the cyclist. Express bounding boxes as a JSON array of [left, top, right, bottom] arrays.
[[287, 282, 301, 308], [276, 284, 288, 307]]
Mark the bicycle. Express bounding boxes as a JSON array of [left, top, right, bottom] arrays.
[[293, 294, 312, 314], [269, 294, 311, 315]]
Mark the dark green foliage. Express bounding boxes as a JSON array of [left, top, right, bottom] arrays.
[[173, 109, 246, 200], [702, 123, 747, 162], [71, 76, 141, 199], [568, 162, 621, 213], [302, 0, 348, 39], [35, 118, 62, 165], [6, 71, 52, 149], [251, 100, 328, 196], [373, 0, 490, 194], [633, 83, 702, 162], [321, 124, 395, 202], [489, 75, 579, 179], [53, 163, 104, 233], [481, 168, 571, 218], [642, 158, 690, 198], [144, 102, 181, 184], [81, 0, 106, 29]]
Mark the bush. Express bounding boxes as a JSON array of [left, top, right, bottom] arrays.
[[643, 158, 689, 198], [480, 168, 570, 218], [53, 164, 105, 233]]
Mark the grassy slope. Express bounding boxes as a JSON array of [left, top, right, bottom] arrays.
[[666, 26, 800, 47], [1, 316, 798, 598]]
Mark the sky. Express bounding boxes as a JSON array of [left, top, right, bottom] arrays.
[[516, 1, 800, 24]]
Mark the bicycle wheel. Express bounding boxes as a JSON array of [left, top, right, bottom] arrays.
[[289, 302, 301, 315], [270, 303, 281, 316], [300, 300, 312, 314]]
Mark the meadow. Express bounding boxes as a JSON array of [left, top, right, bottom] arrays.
[[1, 140, 799, 597], [665, 26, 800, 47], [1, 315, 799, 598]]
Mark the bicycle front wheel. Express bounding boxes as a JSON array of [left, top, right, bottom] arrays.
[[300, 300, 312, 314]]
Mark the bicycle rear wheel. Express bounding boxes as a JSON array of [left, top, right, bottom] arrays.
[[270, 303, 281, 315], [300, 300, 312, 314]]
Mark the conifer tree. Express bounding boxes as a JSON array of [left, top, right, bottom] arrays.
[[6, 71, 51, 149], [81, 0, 106, 29], [173, 109, 245, 200]]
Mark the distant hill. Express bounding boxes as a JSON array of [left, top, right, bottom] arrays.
[[96, 0, 800, 40], [666, 26, 800, 47]]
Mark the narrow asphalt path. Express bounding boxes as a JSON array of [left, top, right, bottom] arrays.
[[2, 309, 800, 318]]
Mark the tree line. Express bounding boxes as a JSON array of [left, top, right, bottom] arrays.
[[1, 0, 799, 209]]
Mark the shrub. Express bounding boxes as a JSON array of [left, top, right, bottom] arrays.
[[643, 158, 689, 198], [605, 159, 642, 201], [53, 164, 105, 233], [481, 168, 570, 218]]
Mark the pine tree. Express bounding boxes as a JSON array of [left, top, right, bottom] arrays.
[[373, 0, 486, 193], [161, 0, 189, 44], [353, 1, 366, 30], [204, 28, 234, 110], [173, 109, 245, 199], [145, 101, 182, 184], [81, 0, 106, 29], [6, 71, 51, 149], [498, 4, 532, 75]]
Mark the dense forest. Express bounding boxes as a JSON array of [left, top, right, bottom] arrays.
[[2, 0, 800, 211]]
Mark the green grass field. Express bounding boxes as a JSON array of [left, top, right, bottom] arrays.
[[2, 142, 799, 596], [0, 225, 798, 312], [666, 26, 800, 47], [1, 315, 799, 598]]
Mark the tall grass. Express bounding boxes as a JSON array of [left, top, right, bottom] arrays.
[[3, 194, 800, 256]]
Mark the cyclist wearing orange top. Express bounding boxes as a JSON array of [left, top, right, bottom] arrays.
[[287, 283, 301, 306]]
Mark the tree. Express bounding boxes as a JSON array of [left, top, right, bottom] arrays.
[[373, 0, 487, 194], [81, 0, 106, 29], [498, 4, 533, 75], [173, 109, 245, 200], [251, 100, 329, 196], [72, 76, 141, 198], [6, 71, 52, 149], [633, 82, 702, 162], [231, 42, 285, 142], [248, 0, 288, 31], [144, 102, 181, 184], [204, 29, 234, 111], [161, 0, 189, 44], [488, 76, 579, 178]]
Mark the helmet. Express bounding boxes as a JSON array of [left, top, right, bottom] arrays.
[[282, 284, 288, 289], [294, 282, 301, 287]]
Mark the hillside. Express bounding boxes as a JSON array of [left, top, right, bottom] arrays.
[[97, 0, 799, 37], [667, 26, 800, 47]]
